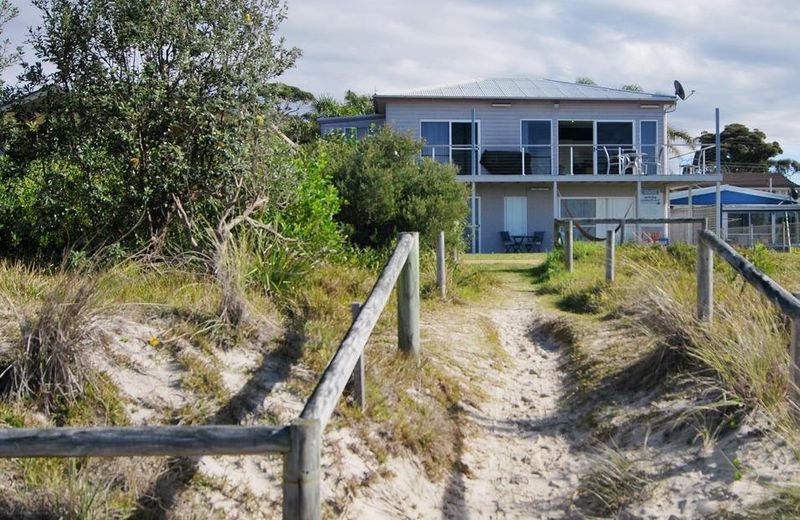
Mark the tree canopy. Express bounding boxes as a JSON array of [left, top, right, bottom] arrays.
[[312, 90, 373, 117], [698, 123, 784, 172], [1, 0, 300, 249]]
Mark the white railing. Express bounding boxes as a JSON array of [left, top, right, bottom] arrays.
[[421, 143, 718, 177]]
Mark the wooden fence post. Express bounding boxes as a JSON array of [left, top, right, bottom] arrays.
[[696, 226, 713, 321], [349, 302, 366, 410], [436, 231, 446, 299], [565, 221, 574, 272], [398, 232, 420, 357], [553, 220, 559, 250], [606, 229, 615, 283], [283, 418, 321, 520], [791, 318, 800, 409]]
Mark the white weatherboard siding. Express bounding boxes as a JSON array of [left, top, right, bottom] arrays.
[[504, 196, 528, 236]]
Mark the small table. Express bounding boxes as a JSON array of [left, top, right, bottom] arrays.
[[512, 235, 538, 252]]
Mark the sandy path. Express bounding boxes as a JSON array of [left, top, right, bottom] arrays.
[[447, 287, 586, 519]]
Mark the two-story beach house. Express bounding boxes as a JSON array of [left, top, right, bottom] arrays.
[[320, 78, 723, 252]]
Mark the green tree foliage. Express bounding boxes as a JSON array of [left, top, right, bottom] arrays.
[[2, 0, 300, 249], [313, 90, 373, 117], [575, 77, 597, 85], [699, 123, 783, 171], [619, 83, 644, 92], [319, 127, 468, 249], [769, 158, 800, 175], [0, 0, 18, 91]]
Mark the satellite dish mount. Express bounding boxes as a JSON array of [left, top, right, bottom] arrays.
[[674, 80, 695, 101]]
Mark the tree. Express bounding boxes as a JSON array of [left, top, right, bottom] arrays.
[[8, 0, 301, 245], [319, 127, 468, 249], [698, 123, 783, 172], [619, 83, 644, 92], [769, 158, 800, 175], [312, 90, 373, 117], [575, 77, 596, 86]]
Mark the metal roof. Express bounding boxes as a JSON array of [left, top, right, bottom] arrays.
[[375, 78, 676, 102], [670, 185, 794, 206]]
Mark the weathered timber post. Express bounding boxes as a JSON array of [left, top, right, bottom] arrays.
[[565, 221, 574, 272], [436, 231, 446, 299], [283, 418, 321, 520], [696, 224, 713, 321], [553, 220, 559, 249], [791, 318, 800, 408], [350, 302, 365, 410], [398, 232, 420, 356], [606, 229, 616, 283]]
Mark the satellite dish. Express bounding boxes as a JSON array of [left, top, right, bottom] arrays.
[[673, 80, 695, 101]]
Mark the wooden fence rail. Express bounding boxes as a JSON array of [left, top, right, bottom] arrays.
[[0, 232, 422, 520], [0, 425, 290, 458]]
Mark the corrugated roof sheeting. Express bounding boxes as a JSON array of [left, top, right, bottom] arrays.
[[376, 78, 675, 102]]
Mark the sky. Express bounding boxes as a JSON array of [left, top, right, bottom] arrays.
[[4, 0, 799, 159]]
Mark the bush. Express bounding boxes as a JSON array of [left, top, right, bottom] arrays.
[[318, 127, 469, 249], [0, 155, 131, 257]]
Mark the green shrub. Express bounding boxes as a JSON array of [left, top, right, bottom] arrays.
[[0, 155, 130, 257], [317, 127, 469, 250]]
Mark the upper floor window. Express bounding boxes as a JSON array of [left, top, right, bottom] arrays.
[[521, 120, 552, 175], [421, 121, 479, 175]]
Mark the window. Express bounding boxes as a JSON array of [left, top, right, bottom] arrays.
[[640, 121, 658, 175], [521, 121, 552, 175], [421, 121, 479, 175]]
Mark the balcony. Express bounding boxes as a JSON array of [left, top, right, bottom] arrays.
[[422, 143, 719, 178]]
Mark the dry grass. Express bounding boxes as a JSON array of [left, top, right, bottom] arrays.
[[575, 441, 651, 517], [0, 273, 103, 418]]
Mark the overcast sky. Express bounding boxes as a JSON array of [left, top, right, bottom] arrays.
[[5, 0, 799, 159]]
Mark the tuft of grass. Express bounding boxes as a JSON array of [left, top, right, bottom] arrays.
[[575, 442, 651, 516], [747, 485, 800, 519], [1, 274, 103, 417]]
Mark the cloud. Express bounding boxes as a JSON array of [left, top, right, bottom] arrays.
[[277, 0, 800, 158], [4, 0, 799, 158]]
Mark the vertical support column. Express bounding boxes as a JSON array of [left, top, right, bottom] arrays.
[[635, 181, 642, 242], [791, 318, 800, 409], [565, 222, 574, 272], [350, 302, 365, 410], [283, 419, 321, 520], [436, 231, 446, 299], [398, 232, 420, 357], [696, 224, 713, 322], [552, 220, 559, 249], [606, 229, 616, 283]]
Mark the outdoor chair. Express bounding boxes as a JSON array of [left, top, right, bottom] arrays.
[[500, 231, 520, 252], [528, 231, 545, 252]]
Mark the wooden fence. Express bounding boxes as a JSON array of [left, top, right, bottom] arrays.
[[0, 232, 422, 520], [555, 218, 800, 404], [554, 218, 708, 277]]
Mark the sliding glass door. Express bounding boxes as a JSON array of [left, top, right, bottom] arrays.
[[558, 121, 593, 175], [596, 122, 634, 175]]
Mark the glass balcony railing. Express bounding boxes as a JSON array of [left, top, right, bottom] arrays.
[[421, 143, 718, 176]]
